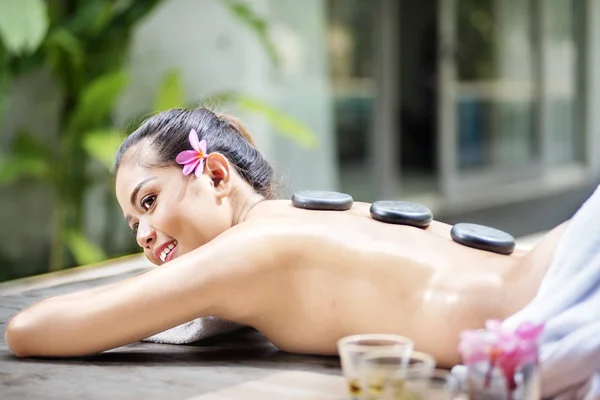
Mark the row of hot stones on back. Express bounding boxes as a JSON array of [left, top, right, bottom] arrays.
[[291, 191, 516, 256]]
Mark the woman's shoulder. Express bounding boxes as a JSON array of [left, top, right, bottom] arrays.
[[232, 199, 345, 257], [221, 208, 307, 258], [247, 198, 373, 219], [237, 198, 373, 249]]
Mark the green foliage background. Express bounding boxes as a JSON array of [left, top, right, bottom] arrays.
[[0, 0, 317, 280]]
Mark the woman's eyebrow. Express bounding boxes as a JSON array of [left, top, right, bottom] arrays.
[[130, 177, 157, 206]]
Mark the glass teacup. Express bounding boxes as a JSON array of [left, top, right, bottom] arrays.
[[337, 334, 414, 399], [360, 350, 438, 399]]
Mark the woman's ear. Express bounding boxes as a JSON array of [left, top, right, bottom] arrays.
[[204, 153, 232, 198]]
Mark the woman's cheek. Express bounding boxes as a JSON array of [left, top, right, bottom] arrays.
[[152, 199, 179, 232]]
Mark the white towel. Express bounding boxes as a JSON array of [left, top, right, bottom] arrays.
[[142, 316, 244, 345], [500, 185, 600, 399]]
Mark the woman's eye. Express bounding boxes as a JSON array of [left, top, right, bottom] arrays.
[[132, 222, 139, 234], [141, 195, 156, 211]]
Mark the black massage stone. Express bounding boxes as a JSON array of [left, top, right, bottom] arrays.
[[450, 223, 516, 255], [291, 190, 354, 211], [370, 201, 433, 228]]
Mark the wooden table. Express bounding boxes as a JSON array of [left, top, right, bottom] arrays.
[[0, 256, 348, 400]]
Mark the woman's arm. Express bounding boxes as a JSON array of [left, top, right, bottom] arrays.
[[4, 227, 283, 358]]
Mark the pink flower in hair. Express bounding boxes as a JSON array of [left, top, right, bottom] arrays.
[[175, 129, 208, 177]]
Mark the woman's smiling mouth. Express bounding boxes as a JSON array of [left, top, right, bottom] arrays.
[[154, 240, 178, 263]]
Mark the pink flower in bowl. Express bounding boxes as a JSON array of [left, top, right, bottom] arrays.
[[458, 319, 544, 395]]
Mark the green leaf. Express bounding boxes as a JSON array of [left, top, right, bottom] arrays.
[[68, 71, 129, 131], [67, 0, 115, 38], [81, 128, 126, 170], [109, 0, 164, 29], [221, 0, 280, 67], [235, 95, 318, 150], [65, 230, 106, 266], [44, 28, 86, 92], [0, 128, 53, 185], [0, 0, 49, 55], [12, 128, 53, 160], [46, 28, 85, 70], [90, 3, 115, 36], [154, 69, 185, 111], [0, 156, 48, 185]]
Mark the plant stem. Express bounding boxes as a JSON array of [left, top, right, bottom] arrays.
[[48, 200, 64, 272]]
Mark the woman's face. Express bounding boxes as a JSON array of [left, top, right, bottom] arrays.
[[115, 154, 233, 266]]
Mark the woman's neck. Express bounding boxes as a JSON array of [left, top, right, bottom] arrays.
[[230, 185, 265, 226]]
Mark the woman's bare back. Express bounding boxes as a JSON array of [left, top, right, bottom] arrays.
[[5, 199, 566, 368], [220, 200, 564, 367]]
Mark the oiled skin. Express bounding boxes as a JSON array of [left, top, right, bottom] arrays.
[[5, 200, 567, 367]]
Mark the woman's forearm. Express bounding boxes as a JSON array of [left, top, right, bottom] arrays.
[[4, 229, 280, 358], [5, 252, 227, 357], [5, 259, 218, 357]]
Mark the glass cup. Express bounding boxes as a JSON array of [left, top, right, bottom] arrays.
[[337, 334, 414, 399], [465, 360, 541, 400], [399, 369, 459, 400], [361, 350, 440, 400]]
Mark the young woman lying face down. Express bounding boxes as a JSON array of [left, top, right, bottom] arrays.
[[5, 108, 569, 367]]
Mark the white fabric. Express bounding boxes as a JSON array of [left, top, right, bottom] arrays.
[[143, 316, 244, 344], [501, 185, 600, 399]]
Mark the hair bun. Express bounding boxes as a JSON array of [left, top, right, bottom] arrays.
[[215, 113, 257, 148]]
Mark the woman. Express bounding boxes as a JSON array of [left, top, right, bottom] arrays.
[[5, 108, 568, 367]]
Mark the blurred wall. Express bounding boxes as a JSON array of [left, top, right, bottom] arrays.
[[116, 0, 337, 196], [0, 69, 63, 279]]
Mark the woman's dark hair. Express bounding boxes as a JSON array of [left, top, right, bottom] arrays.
[[115, 107, 275, 199]]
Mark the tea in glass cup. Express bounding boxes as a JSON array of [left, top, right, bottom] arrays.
[[360, 350, 453, 400], [337, 334, 414, 399]]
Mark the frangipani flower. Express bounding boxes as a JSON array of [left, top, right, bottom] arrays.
[[458, 329, 491, 366], [458, 319, 545, 395], [176, 129, 208, 177]]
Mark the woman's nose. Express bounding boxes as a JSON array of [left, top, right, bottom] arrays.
[[136, 221, 156, 249]]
